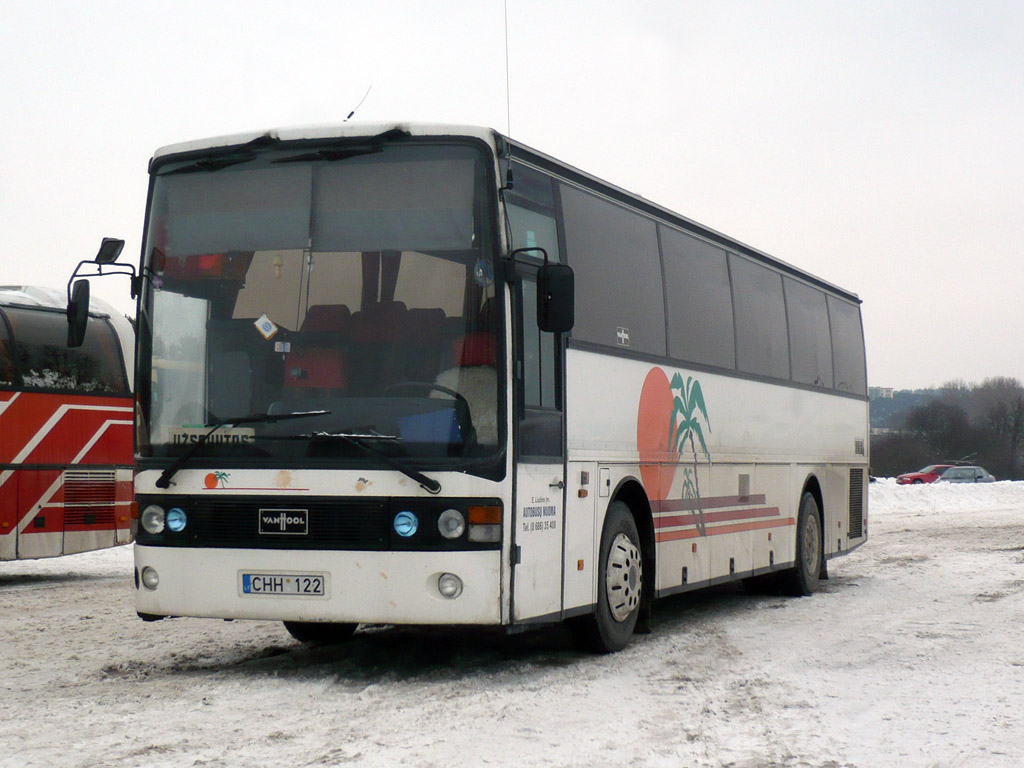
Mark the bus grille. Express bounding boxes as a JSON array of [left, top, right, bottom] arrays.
[[848, 468, 864, 538], [64, 469, 117, 527], [184, 497, 390, 550]]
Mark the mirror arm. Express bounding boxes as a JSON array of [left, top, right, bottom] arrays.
[[66, 259, 93, 307], [507, 246, 549, 264]]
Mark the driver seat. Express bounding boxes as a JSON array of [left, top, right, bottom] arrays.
[[433, 332, 497, 445]]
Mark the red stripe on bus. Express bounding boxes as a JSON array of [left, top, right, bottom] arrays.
[[655, 517, 796, 542], [654, 506, 781, 529], [650, 494, 767, 513], [0, 392, 132, 464]]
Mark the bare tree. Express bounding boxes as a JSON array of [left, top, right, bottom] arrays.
[[973, 377, 1024, 479]]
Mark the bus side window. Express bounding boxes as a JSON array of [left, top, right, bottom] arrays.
[[522, 275, 557, 410], [0, 311, 14, 386], [5, 307, 128, 394], [519, 273, 561, 458], [505, 162, 561, 264], [827, 295, 867, 396]]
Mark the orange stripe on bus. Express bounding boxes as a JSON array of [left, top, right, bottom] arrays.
[[655, 517, 796, 543], [654, 506, 780, 528]]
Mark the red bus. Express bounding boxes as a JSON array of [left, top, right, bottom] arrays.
[[0, 286, 134, 560]]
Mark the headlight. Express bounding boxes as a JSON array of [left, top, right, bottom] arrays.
[[438, 573, 463, 599], [437, 509, 466, 539], [140, 505, 165, 535], [141, 566, 160, 590], [165, 507, 188, 533], [393, 510, 419, 537]]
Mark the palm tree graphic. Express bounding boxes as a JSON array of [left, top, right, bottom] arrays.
[[667, 373, 711, 535]]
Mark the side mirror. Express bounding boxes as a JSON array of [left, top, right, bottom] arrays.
[[95, 237, 125, 264], [537, 262, 574, 333], [67, 279, 90, 348]]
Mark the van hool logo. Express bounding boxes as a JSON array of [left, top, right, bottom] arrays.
[[258, 508, 309, 535]]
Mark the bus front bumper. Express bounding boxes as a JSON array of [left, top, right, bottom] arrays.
[[134, 545, 503, 625]]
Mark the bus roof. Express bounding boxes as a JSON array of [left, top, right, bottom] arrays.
[[150, 122, 499, 163], [0, 285, 122, 316], [150, 122, 859, 303]]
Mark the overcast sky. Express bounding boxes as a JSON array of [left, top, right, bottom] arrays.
[[2, 0, 1021, 390]]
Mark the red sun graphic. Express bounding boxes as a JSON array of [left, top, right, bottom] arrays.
[[636, 367, 678, 501]]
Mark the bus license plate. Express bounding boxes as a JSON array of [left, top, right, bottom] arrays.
[[241, 573, 327, 597]]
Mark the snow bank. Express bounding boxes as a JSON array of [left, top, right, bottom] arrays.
[[870, 477, 1024, 515]]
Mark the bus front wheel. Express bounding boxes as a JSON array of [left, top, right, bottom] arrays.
[[283, 621, 358, 644], [781, 492, 823, 596], [570, 501, 643, 653]]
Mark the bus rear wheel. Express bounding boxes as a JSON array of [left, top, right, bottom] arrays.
[[781, 492, 823, 596], [569, 501, 643, 653], [283, 621, 358, 644]]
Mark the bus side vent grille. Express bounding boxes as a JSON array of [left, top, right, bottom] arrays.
[[64, 469, 117, 527], [848, 468, 864, 539], [854, 439, 865, 456]]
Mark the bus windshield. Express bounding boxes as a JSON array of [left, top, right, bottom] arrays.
[[138, 141, 502, 473]]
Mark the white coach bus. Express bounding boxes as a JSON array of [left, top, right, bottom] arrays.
[[79, 123, 867, 652]]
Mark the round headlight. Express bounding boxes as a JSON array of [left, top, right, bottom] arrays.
[[140, 505, 166, 535], [165, 507, 188, 533], [141, 566, 160, 590], [437, 509, 466, 540], [438, 572, 463, 599], [393, 510, 419, 537]]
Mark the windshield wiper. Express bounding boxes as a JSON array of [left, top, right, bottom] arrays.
[[271, 127, 410, 165], [155, 410, 329, 489], [163, 152, 257, 175], [307, 430, 442, 494], [271, 146, 384, 164]]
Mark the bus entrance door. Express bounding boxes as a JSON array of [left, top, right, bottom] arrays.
[[511, 270, 566, 623]]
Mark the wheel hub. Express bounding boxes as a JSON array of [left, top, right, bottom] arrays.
[[605, 532, 642, 622]]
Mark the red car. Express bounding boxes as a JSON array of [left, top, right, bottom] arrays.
[[896, 464, 954, 484]]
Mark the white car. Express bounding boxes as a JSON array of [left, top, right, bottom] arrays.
[[939, 466, 996, 483]]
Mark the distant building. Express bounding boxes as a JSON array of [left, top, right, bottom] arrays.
[[870, 387, 895, 400]]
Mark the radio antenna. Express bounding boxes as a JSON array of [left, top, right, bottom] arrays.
[[344, 85, 373, 122], [504, 0, 511, 136]]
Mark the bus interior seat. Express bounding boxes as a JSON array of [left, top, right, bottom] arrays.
[[282, 304, 351, 397], [433, 332, 498, 445], [209, 350, 253, 415], [349, 301, 409, 392], [403, 307, 448, 381]]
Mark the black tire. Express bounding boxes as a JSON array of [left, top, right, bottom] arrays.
[[912, 479, 923, 484], [283, 621, 358, 644], [569, 501, 643, 653], [780, 492, 823, 597]]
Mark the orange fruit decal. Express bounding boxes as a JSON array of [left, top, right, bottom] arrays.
[[637, 367, 676, 500]]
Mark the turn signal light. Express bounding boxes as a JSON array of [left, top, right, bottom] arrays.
[[468, 505, 501, 525]]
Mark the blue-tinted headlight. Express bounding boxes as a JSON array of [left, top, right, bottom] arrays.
[[393, 510, 419, 537], [166, 507, 188, 533]]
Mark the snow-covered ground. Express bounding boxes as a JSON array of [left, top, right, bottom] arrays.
[[2, 480, 1023, 768]]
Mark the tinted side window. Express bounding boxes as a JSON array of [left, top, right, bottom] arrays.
[[784, 277, 833, 388], [521, 275, 557, 409], [0, 314, 13, 386], [4, 308, 128, 393], [661, 226, 735, 369], [560, 185, 665, 355], [505, 162, 561, 263], [730, 255, 790, 380], [827, 295, 867, 395]]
